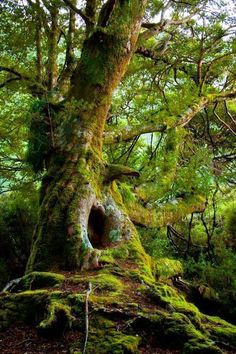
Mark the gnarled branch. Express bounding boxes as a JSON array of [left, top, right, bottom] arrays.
[[105, 164, 140, 182], [126, 196, 206, 228], [104, 123, 167, 144]]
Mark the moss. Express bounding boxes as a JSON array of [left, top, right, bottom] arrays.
[[126, 232, 156, 285], [71, 329, 140, 354], [156, 258, 183, 279], [96, 315, 116, 329], [90, 272, 123, 292], [109, 229, 122, 242], [38, 298, 74, 337], [183, 340, 223, 354], [71, 271, 124, 294], [99, 249, 116, 264], [205, 315, 236, 346], [1, 269, 236, 354], [0, 290, 49, 330], [149, 283, 202, 322], [13, 272, 65, 292]]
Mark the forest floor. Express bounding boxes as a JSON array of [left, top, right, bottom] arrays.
[[0, 325, 181, 354], [1, 267, 236, 354]]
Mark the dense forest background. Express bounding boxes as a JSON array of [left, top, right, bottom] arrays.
[[0, 0, 236, 353]]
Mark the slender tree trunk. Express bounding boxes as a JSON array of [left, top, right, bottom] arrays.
[[27, 0, 147, 272]]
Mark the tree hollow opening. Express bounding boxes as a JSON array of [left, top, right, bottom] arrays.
[[88, 204, 106, 248]]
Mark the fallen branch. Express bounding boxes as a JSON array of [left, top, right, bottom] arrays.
[[83, 282, 92, 354]]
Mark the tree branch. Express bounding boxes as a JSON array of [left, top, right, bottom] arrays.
[[104, 123, 167, 144], [175, 91, 236, 128], [140, 14, 195, 41], [0, 66, 23, 77], [97, 0, 116, 27], [104, 90, 236, 145], [0, 77, 21, 89], [126, 196, 206, 228], [213, 102, 236, 137], [34, 0, 43, 82], [58, 2, 77, 94], [62, 0, 94, 25], [174, 97, 209, 127], [0, 65, 46, 93], [47, 6, 60, 90], [105, 164, 140, 182]]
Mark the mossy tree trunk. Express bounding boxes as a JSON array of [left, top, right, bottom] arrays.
[[27, 0, 147, 272]]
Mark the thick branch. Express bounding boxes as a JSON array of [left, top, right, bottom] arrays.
[[174, 97, 209, 127], [105, 164, 140, 182], [139, 14, 194, 42], [104, 90, 236, 145], [97, 0, 116, 27], [126, 196, 206, 228], [175, 91, 236, 128], [104, 123, 167, 144], [86, 0, 96, 19]]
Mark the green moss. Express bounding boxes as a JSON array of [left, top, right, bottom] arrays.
[[205, 316, 236, 346], [127, 232, 156, 285], [1, 269, 236, 354], [183, 340, 223, 354], [109, 229, 122, 242], [0, 290, 49, 330], [95, 315, 116, 329], [71, 329, 140, 354], [14, 272, 65, 292], [71, 271, 124, 294], [99, 249, 116, 264], [156, 258, 183, 279], [38, 298, 74, 336], [90, 272, 124, 292], [148, 283, 202, 323]]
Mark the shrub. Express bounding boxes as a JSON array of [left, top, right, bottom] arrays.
[[0, 191, 38, 289]]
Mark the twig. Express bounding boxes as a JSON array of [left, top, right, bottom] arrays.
[[213, 102, 236, 136], [62, 0, 94, 25], [83, 282, 92, 354]]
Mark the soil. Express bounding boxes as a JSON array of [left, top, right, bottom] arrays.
[[0, 325, 182, 354]]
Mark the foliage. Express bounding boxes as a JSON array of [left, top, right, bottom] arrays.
[[0, 190, 38, 288]]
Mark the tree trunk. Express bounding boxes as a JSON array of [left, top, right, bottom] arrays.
[[27, 0, 147, 272]]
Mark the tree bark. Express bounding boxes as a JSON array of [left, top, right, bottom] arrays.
[[26, 0, 148, 272]]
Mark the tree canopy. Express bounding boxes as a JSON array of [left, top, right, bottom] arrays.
[[0, 0, 235, 198]]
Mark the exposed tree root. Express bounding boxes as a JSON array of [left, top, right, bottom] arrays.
[[1, 267, 236, 354]]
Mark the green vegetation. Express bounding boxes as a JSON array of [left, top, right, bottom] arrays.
[[0, 0, 236, 353]]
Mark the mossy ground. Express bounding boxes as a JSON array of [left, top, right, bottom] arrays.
[[1, 262, 236, 354]]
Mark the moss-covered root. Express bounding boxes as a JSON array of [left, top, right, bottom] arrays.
[[1, 271, 236, 354], [12, 271, 65, 292], [143, 283, 236, 353], [38, 297, 75, 337]]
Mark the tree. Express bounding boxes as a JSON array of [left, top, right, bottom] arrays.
[[1, 2, 236, 352], [0, 0, 235, 273]]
